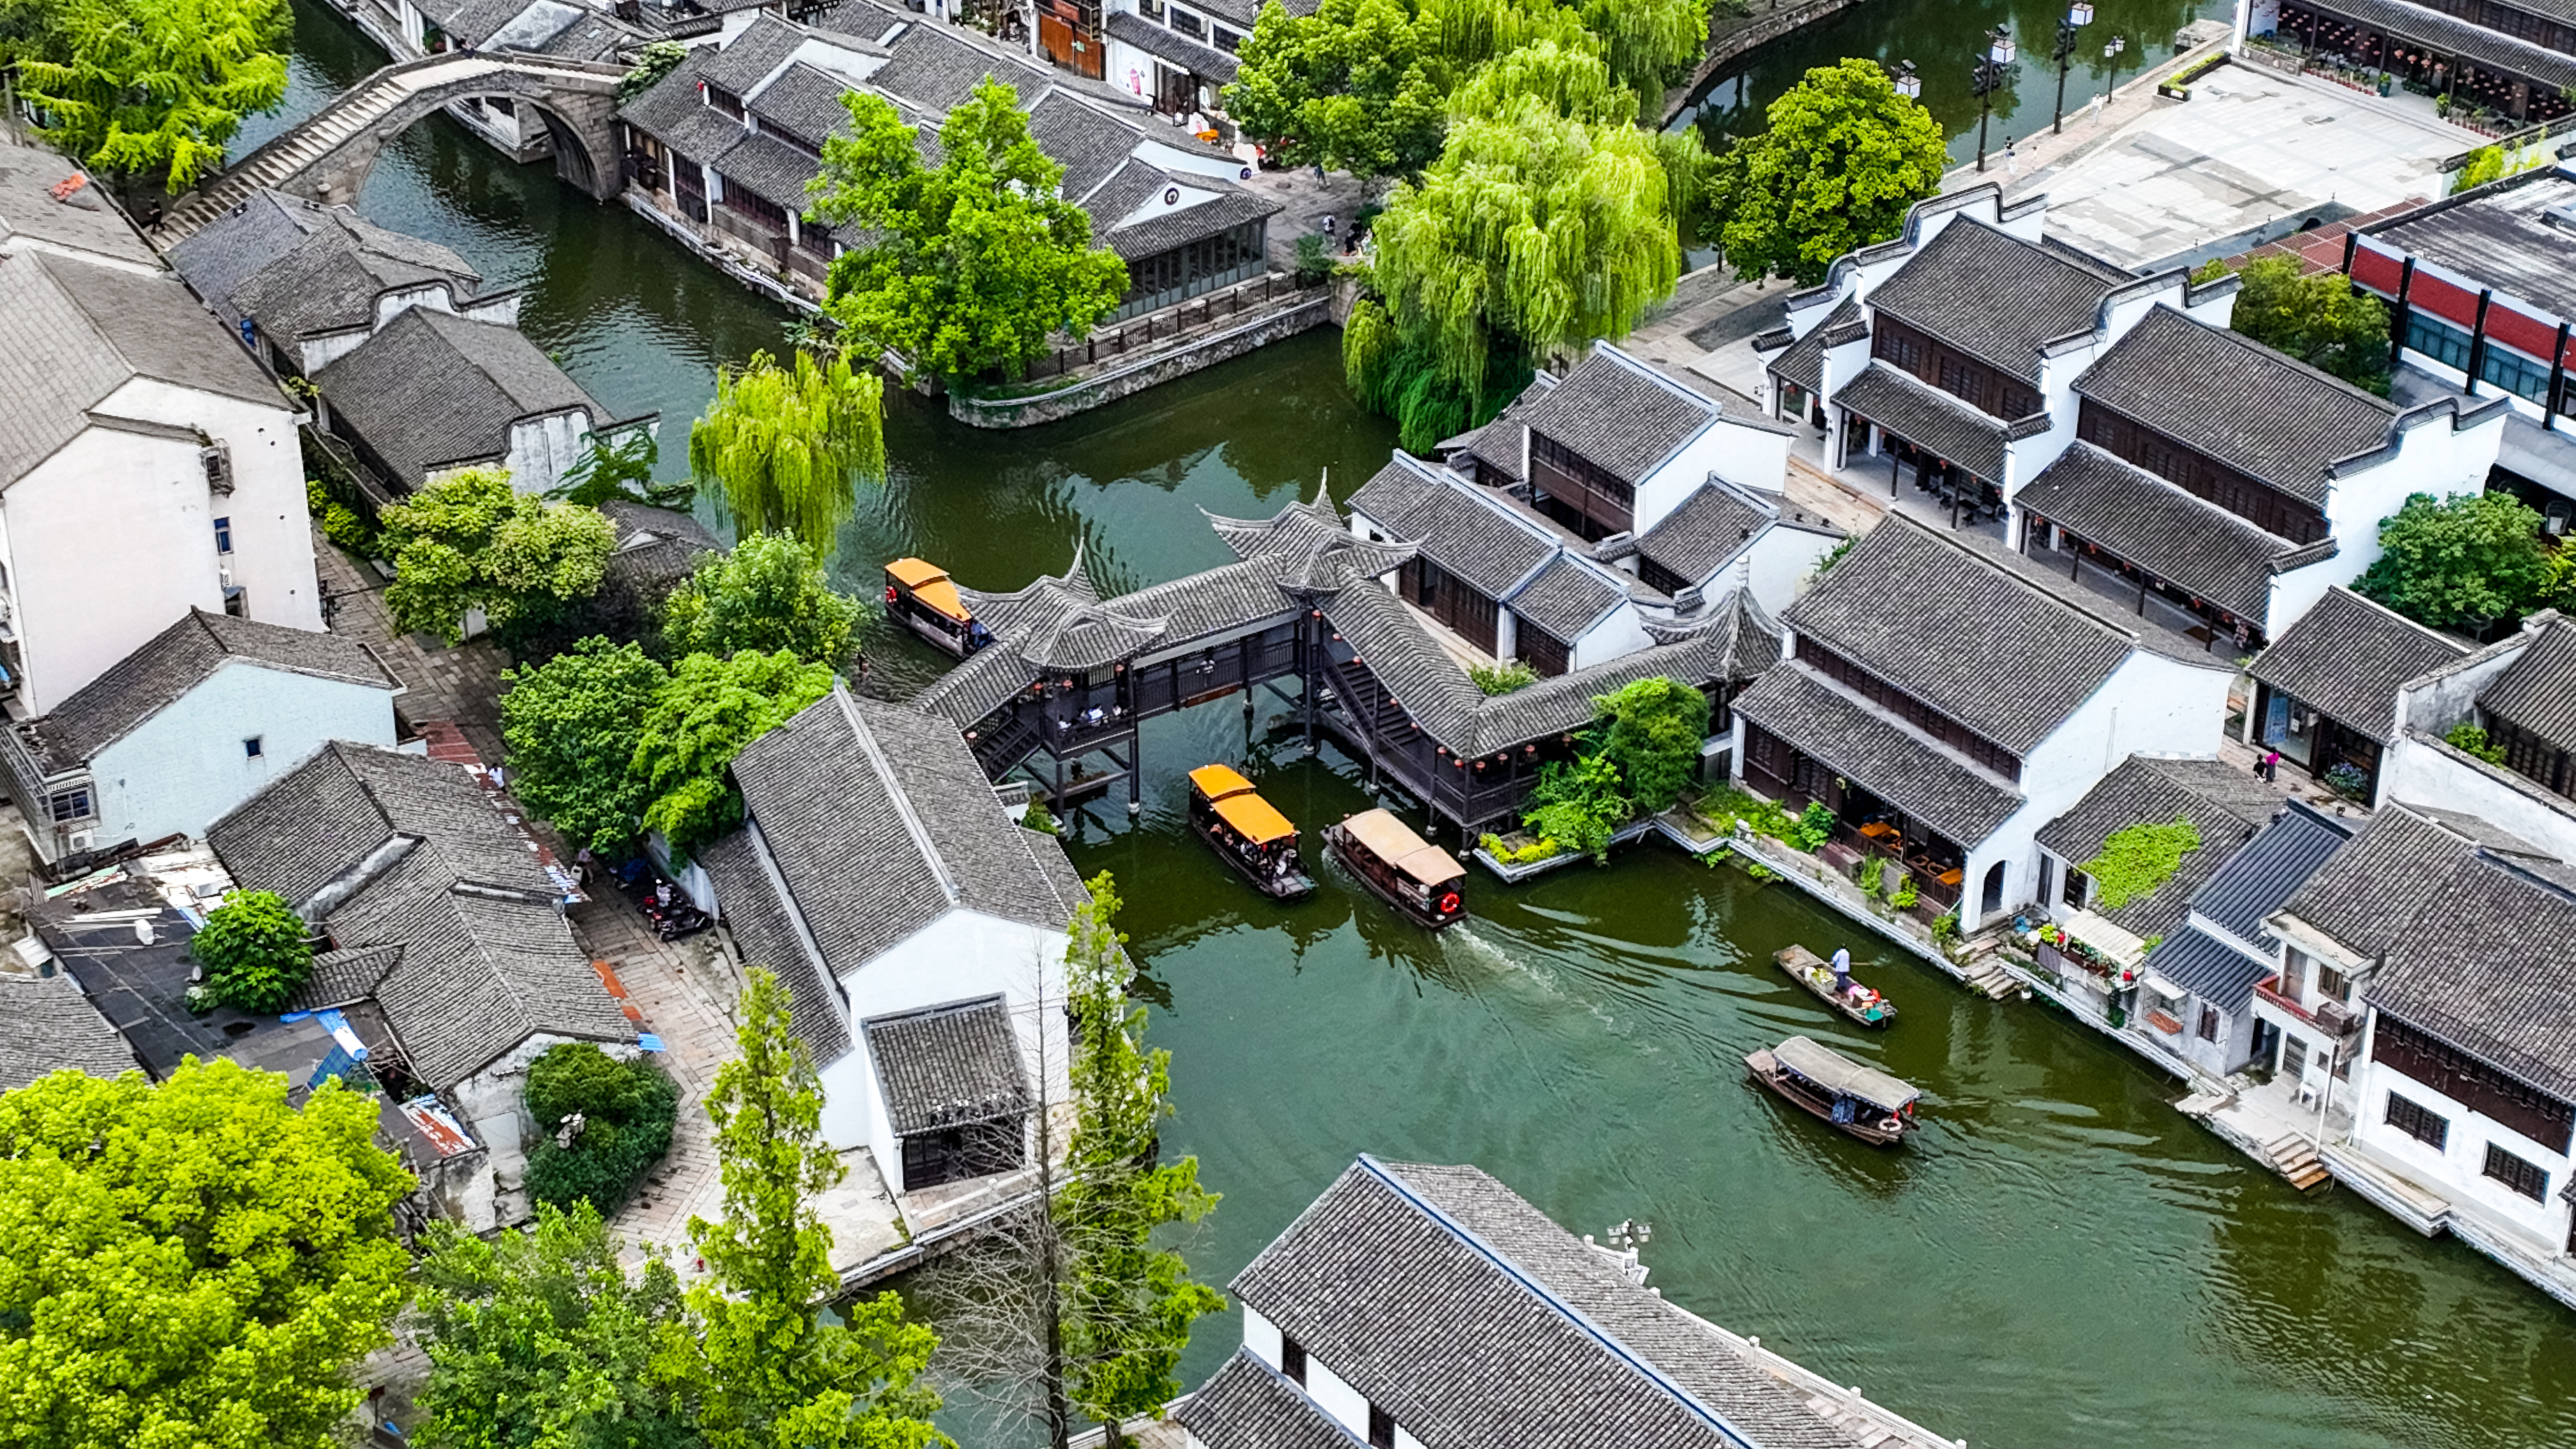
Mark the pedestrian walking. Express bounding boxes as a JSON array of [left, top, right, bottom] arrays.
[[2004, 139, 2020, 177], [2089, 92, 2106, 126], [2261, 749, 2281, 784], [1321, 214, 1335, 238]]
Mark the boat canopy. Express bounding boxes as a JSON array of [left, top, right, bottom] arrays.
[[1213, 792, 1296, 845], [886, 557, 971, 623], [1341, 808, 1465, 888], [1188, 763, 1257, 802], [1771, 1035, 1918, 1111]]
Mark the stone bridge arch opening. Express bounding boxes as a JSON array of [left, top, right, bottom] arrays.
[[306, 69, 622, 210]]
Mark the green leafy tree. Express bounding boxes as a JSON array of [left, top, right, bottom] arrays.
[[1568, 0, 1711, 108], [812, 78, 1131, 384], [379, 468, 615, 646], [2355, 490, 2555, 633], [1225, 0, 1449, 177], [1060, 874, 1226, 1439], [413, 1201, 695, 1449], [689, 350, 885, 561], [502, 637, 669, 855], [632, 650, 835, 858], [1521, 751, 1633, 862], [1592, 676, 1710, 813], [663, 532, 869, 668], [553, 429, 693, 510], [0, 1060, 412, 1449], [657, 968, 946, 1449], [2082, 818, 2203, 910], [15, 0, 291, 193], [2445, 720, 2508, 764], [619, 39, 689, 103], [192, 888, 312, 1012], [1710, 58, 1946, 286], [2218, 253, 2394, 395], [523, 1044, 680, 1216]]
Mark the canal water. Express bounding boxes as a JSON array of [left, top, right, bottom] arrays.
[[250, 3, 2576, 1444]]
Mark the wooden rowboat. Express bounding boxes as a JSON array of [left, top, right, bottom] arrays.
[[1325, 808, 1465, 929], [1774, 944, 1896, 1027], [1746, 1035, 1919, 1147]]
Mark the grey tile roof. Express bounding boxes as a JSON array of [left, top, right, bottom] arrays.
[[2479, 617, 2576, 754], [1032, 89, 1151, 202], [1784, 516, 2134, 753], [2310, 0, 2576, 94], [24, 608, 397, 770], [2189, 800, 2353, 946], [750, 61, 863, 148], [1514, 346, 1719, 485], [600, 501, 723, 598], [163, 190, 315, 311], [0, 139, 156, 267], [2016, 442, 2304, 626], [1348, 459, 1553, 599], [2366, 852, 2576, 1101], [1763, 298, 1855, 398], [1106, 9, 1239, 81], [1101, 183, 1278, 261], [1635, 481, 1776, 588], [697, 827, 853, 1062], [728, 687, 1084, 987], [204, 742, 631, 1088], [0, 249, 286, 488], [314, 304, 601, 486], [1865, 218, 2128, 383], [2273, 802, 2537, 961], [617, 47, 750, 163], [2074, 306, 2400, 506], [1732, 662, 2025, 844], [714, 129, 825, 212], [1231, 1158, 1866, 1449], [0, 974, 144, 1091], [1175, 1350, 1366, 1449], [864, 994, 1027, 1135], [866, 18, 1045, 111], [2145, 926, 2272, 1013], [287, 943, 403, 1012], [2036, 756, 2286, 939], [1203, 489, 1416, 592], [2249, 587, 2471, 742], [1506, 555, 1624, 646], [1830, 363, 2011, 482], [187, 195, 484, 344], [700, 14, 811, 95]]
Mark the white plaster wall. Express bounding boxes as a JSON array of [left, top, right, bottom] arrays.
[[5, 429, 225, 714], [90, 663, 396, 845], [1744, 523, 1843, 614], [2378, 737, 2576, 860], [1569, 601, 1652, 670], [825, 906, 1073, 1163], [1241, 1303, 1283, 1367], [2350, 1044, 2574, 1248], [2322, 409, 2505, 583], [1634, 413, 1782, 528], [298, 326, 373, 376], [374, 281, 459, 330], [103, 375, 320, 630], [2263, 550, 2372, 638], [503, 409, 597, 495], [1301, 1354, 1371, 1441], [2395, 627, 2530, 739], [461, 294, 521, 327]]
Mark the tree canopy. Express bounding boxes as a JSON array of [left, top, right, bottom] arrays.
[[0, 1060, 413, 1449], [192, 889, 313, 1012], [412, 1201, 695, 1449], [812, 78, 1130, 384], [501, 637, 669, 855], [1592, 676, 1710, 813], [1225, 0, 1449, 178], [2213, 253, 2394, 395], [1709, 58, 1946, 286], [662, 531, 868, 669], [2355, 490, 2557, 633], [380, 469, 615, 646], [663, 968, 946, 1449], [15, 0, 291, 193], [523, 1043, 680, 1216], [632, 649, 836, 858], [688, 350, 885, 560]]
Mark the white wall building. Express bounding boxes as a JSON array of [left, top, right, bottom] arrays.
[[698, 685, 1087, 1200]]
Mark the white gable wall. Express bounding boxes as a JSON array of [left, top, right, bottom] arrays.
[[818, 905, 1073, 1171], [2378, 736, 2576, 860], [1740, 522, 1844, 615], [503, 408, 598, 495], [2348, 1014, 2575, 1249], [107, 374, 319, 626], [89, 661, 398, 847]]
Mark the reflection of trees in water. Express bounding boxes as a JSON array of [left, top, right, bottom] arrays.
[[2203, 1196, 2576, 1448]]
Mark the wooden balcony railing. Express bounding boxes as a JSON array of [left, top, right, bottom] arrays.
[[2252, 976, 2314, 1025]]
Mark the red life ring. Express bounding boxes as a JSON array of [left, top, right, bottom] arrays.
[[884, 584, 900, 604], [1437, 890, 1461, 915]]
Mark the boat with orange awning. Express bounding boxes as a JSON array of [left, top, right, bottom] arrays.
[[1186, 764, 1314, 899], [1324, 807, 1466, 929], [884, 557, 989, 658]]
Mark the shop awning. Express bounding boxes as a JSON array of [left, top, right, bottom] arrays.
[[2061, 907, 2149, 969]]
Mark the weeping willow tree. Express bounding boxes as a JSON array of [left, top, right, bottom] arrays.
[[1348, 44, 1698, 450], [686, 348, 885, 560]]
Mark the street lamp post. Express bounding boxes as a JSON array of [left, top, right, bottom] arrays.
[[1890, 57, 1922, 101], [2051, 2, 2094, 135], [1972, 25, 2017, 173], [2103, 32, 2128, 101]]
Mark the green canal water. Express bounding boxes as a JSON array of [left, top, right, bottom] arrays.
[[248, 4, 2576, 1442]]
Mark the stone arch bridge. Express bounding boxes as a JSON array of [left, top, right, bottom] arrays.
[[163, 52, 629, 240]]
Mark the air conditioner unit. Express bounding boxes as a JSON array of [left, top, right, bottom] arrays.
[[219, 563, 236, 587], [2314, 998, 2359, 1036], [67, 832, 93, 853]]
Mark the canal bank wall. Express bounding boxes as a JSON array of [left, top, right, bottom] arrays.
[[1660, 0, 1878, 126]]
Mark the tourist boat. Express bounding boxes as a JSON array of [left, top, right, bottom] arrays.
[[1186, 764, 1315, 900], [1745, 1035, 1920, 1147], [1325, 808, 1467, 929], [884, 557, 989, 658], [1775, 944, 1897, 1027]]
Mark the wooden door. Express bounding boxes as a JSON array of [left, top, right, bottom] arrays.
[[1039, 12, 1075, 69]]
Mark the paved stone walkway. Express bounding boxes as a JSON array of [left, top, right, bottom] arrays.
[[312, 525, 512, 763]]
